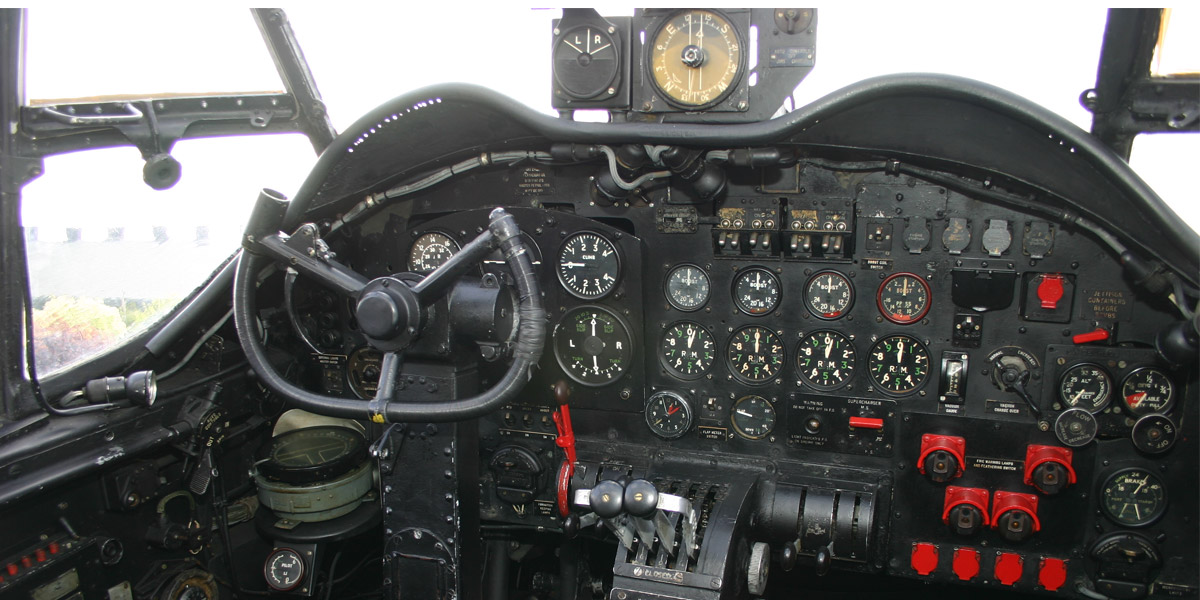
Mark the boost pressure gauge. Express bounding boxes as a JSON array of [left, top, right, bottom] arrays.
[[665, 264, 710, 311], [733, 268, 781, 315], [877, 272, 931, 324], [558, 232, 621, 299], [648, 10, 744, 108], [804, 270, 854, 319]]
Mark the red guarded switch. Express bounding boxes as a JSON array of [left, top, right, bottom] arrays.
[[992, 491, 1041, 542], [5, 563, 17, 576], [995, 552, 1025, 586], [34, 548, 46, 562], [911, 543, 939, 576], [1072, 328, 1111, 344], [1039, 557, 1068, 591], [1037, 274, 1065, 309], [1024, 445, 1077, 495], [952, 547, 981, 581], [942, 486, 990, 535], [48, 542, 59, 555], [918, 434, 966, 483], [19, 556, 31, 569], [848, 416, 884, 430]]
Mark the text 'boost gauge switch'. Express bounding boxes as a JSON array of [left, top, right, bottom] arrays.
[[918, 434, 965, 483]]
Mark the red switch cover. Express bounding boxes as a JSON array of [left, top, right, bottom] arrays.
[[1024, 445, 1077, 493], [918, 434, 966, 481], [942, 486, 990, 526], [911, 543, 938, 576], [991, 491, 1041, 533], [995, 552, 1024, 585], [1037, 274, 1064, 309], [1039, 557, 1068, 591], [953, 547, 980, 581]]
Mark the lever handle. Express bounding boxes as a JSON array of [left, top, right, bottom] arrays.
[[41, 102, 144, 125], [590, 480, 624, 519]]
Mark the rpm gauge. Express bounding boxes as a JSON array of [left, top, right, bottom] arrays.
[[877, 272, 931, 324], [731, 395, 776, 440], [727, 326, 785, 383], [733, 267, 781, 316], [867, 334, 930, 395], [558, 232, 621, 299], [553, 306, 633, 387], [804, 270, 854, 319], [665, 264, 710, 311], [1121, 368, 1175, 416], [408, 231, 460, 273], [660, 321, 716, 378], [1060, 364, 1112, 413], [796, 330, 857, 389], [648, 9, 744, 108], [1100, 468, 1167, 527]]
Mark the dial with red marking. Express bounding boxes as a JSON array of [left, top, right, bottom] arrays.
[[877, 272, 931, 324], [804, 270, 854, 319], [1121, 368, 1175, 416], [644, 391, 693, 440]]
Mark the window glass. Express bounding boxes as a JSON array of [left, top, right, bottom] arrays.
[[22, 135, 315, 374], [1130, 134, 1200, 232]]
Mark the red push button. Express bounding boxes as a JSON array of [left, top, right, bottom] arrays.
[[1072, 328, 1110, 344], [5, 563, 17, 576], [849, 416, 884, 430], [953, 547, 980, 581], [1039, 557, 1068, 591], [911, 543, 938, 576], [995, 552, 1024, 586], [1037, 274, 1064, 309], [19, 556, 32, 569], [48, 542, 60, 555], [34, 549, 46, 562]]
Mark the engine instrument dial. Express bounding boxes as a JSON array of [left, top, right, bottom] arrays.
[[644, 391, 693, 440], [264, 548, 305, 592], [1060, 364, 1112, 413], [648, 9, 744, 108], [665, 264, 711, 311], [796, 330, 856, 389], [1121, 368, 1175, 416], [727, 326, 785, 383], [867, 334, 930, 395], [660, 321, 716, 378], [553, 306, 633, 386], [733, 267, 781, 316], [731, 395, 776, 440], [876, 272, 931, 324], [1100, 468, 1168, 527], [558, 232, 621, 299], [804, 270, 854, 319], [408, 231, 460, 273]]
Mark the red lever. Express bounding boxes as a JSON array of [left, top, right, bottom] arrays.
[[849, 416, 884, 430], [1073, 328, 1110, 344], [1037, 274, 1064, 309], [551, 382, 577, 517]]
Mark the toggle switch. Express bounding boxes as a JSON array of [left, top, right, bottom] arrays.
[[1023, 445, 1076, 495], [848, 416, 884, 430], [918, 434, 966, 483]]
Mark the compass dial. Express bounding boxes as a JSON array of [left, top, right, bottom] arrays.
[[648, 10, 744, 108], [733, 268, 781, 316], [553, 306, 634, 387], [804, 270, 854, 319], [727, 326, 785, 384], [1121, 368, 1175, 416], [665, 264, 711, 311], [408, 231, 460, 272], [660, 321, 716, 378], [557, 232, 621, 299], [796, 330, 857, 389], [867, 334, 930, 395], [876, 272, 931, 324]]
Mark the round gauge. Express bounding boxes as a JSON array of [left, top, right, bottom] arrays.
[[804, 270, 854, 319], [867, 334, 930, 395], [1131, 414, 1178, 455], [796, 330, 857, 389], [1060, 364, 1112, 413], [648, 10, 744, 108], [733, 268, 781, 316], [347, 347, 383, 399], [660, 321, 716, 378], [1054, 407, 1099, 447], [876, 272, 931, 324], [264, 548, 305, 592], [727, 326, 785, 384], [731, 395, 776, 440], [259, 426, 368, 485], [553, 306, 634, 386], [408, 231, 460, 273], [644, 391, 694, 440], [557, 232, 621, 299], [1122, 368, 1175, 416], [665, 264, 711, 311], [553, 25, 619, 100], [1100, 468, 1168, 527]]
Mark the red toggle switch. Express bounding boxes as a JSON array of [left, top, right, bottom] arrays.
[[911, 542, 938, 576], [953, 547, 980, 581], [5, 563, 17, 576], [34, 549, 46, 563], [1024, 445, 1077, 494], [1072, 328, 1110, 344], [918, 434, 967, 482], [48, 542, 59, 555], [995, 552, 1025, 586], [1037, 274, 1064, 309], [1039, 557, 1068, 591], [849, 416, 884, 430], [20, 556, 32, 569]]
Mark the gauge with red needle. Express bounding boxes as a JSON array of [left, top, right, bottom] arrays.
[[644, 391, 693, 440]]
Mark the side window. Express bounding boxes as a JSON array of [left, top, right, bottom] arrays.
[[21, 136, 315, 374]]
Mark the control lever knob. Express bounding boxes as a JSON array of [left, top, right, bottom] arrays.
[[562, 513, 579, 539], [624, 480, 659, 518], [590, 480, 624, 519], [780, 542, 798, 572], [814, 545, 832, 576]]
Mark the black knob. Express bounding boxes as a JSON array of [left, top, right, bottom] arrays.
[[562, 514, 579, 539], [948, 504, 984, 536], [1032, 462, 1069, 495], [780, 543, 798, 572], [997, 510, 1035, 542], [590, 480, 624, 519], [923, 450, 959, 483], [814, 545, 832, 576], [624, 480, 659, 518], [357, 291, 401, 338]]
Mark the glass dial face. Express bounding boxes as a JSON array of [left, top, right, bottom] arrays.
[[731, 395, 776, 439], [645, 391, 693, 440], [805, 270, 854, 319], [665, 264, 711, 311], [733, 268, 781, 315], [264, 549, 305, 592], [877, 273, 931, 324], [1122, 368, 1175, 416], [867, 334, 930, 395], [408, 231, 460, 272], [1060, 364, 1112, 413], [553, 306, 633, 386], [648, 10, 743, 108], [727, 326, 785, 383], [660, 321, 716, 378], [1101, 468, 1168, 527], [797, 330, 857, 389], [557, 232, 620, 299], [553, 25, 619, 99]]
